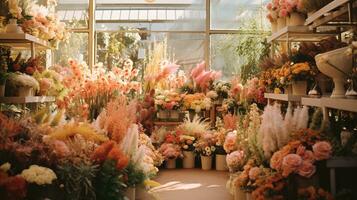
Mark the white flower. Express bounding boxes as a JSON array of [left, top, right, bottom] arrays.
[[21, 165, 57, 185], [183, 145, 189, 149], [211, 146, 216, 152]]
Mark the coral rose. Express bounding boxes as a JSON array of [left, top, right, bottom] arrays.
[[302, 150, 315, 163], [298, 161, 316, 178], [313, 141, 332, 161], [248, 167, 261, 180], [282, 154, 302, 177], [270, 151, 284, 170]]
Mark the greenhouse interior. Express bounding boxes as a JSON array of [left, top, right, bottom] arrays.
[[0, 0, 356, 199]]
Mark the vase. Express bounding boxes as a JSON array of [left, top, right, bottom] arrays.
[[18, 87, 34, 97], [246, 192, 252, 200], [292, 81, 307, 95], [271, 21, 278, 33], [125, 187, 136, 200], [284, 85, 292, 94], [5, 19, 23, 33], [0, 84, 5, 97], [201, 155, 212, 170], [215, 154, 228, 171], [183, 151, 195, 169], [170, 110, 180, 120], [165, 159, 176, 169], [287, 12, 306, 26], [234, 187, 246, 200], [277, 17, 286, 30]]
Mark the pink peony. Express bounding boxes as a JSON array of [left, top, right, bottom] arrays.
[[298, 161, 316, 178], [270, 151, 284, 170], [279, 9, 288, 17], [226, 150, 245, 171], [296, 145, 306, 156], [223, 132, 237, 153], [282, 154, 303, 177], [302, 150, 315, 163], [249, 167, 261, 180], [313, 141, 332, 161]]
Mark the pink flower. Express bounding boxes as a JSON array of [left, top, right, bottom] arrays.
[[266, 3, 273, 10], [302, 150, 315, 163], [298, 161, 316, 178], [226, 150, 245, 171], [282, 154, 303, 177], [313, 141, 332, 161], [249, 167, 261, 180], [279, 9, 288, 17], [52, 140, 70, 157], [296, 145, 306, 156], [223, 132, 237, 153]]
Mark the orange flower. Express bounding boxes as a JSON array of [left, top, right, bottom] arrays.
[[92, 140, 116, 162]]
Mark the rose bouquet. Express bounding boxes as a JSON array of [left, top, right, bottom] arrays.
[[226, 150, 245, 172], [158, 143, 182, 160], [223, 131, 238, 153], [178, 133, 196, 152]]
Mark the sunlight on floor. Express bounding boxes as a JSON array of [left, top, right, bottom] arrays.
[[150, 181, 202, 192]]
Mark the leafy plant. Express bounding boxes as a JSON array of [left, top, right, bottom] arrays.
[[124, 162, 145, 188], [94, 160, 127, 200], [57, 162, 98, 200]]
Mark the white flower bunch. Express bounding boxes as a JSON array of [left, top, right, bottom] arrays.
[[20, 165, 57, 185], [0, 162, 11, 173]]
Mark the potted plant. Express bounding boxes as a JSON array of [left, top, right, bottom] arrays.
[[5, 0, 24, 34], [123, 163, 145, 200], [194, 132, 217, 170], [213, 130, 228, 171], [7, 72, 39, 97], [158, 142, 182, 169], [178, 134, 196, 169], [290, 62, 316, 95]]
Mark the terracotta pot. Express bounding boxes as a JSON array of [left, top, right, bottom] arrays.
[[124, 187, 136, 200], [234, 187, 246, 200], [0, 84, 5, 97], [201, 155, 212, 170], [292, 81, 307, 95], [183, 151, 195, 169], [277, 18, 286, 30], [215, 154, 228, 171], [18, 87, 34, 97], [287, 12, 306, 26], [271, 21, 278, 33], [5, 19, 23, 33], [165, 159, 176, 169]]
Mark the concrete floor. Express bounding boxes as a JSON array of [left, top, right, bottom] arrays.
[[149, 169, 233, 200]]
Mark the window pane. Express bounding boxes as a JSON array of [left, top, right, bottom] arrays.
[[57, 0, 89, 29], [210, 0, 267, 30], [54, 33, 88, 66]]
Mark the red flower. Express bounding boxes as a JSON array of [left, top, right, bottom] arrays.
[[4, 176, 27, 200]]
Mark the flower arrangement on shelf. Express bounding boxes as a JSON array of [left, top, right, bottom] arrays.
[[7, 72, 39, 95], [182, 93, 211, 113], [212, 81, 231, 100], [290, 62, 316, 82], [154, 90, 182, 111]]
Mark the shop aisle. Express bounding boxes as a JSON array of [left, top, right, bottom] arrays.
[[150, 169, 232, 200]]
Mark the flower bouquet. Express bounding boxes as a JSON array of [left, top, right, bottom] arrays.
[[178, 131, 196, 169], [290, 62, 316, 95], [214, 129, 228, 171], [194, 132, 217, 170], [7, 72, 39, 96], [212, 81, 231, 102], [182, 93, 212, 119], [158, 143, 182, 169], [154, 90, 183, 121]]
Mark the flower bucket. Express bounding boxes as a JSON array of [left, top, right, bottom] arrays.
[[271, 21, 278, 33], [246, 192, 252, 200], [170, 110, 180, 120], [125, 187, 136, 200], [287, 12, 305, 26], [18, 87, 34, 97], [165, 159, 176, 169], [292, 81, 307, 95], [157, 110, 169, 120], [215, 154, 228, 171], [201, 155, 212, 170], [234, 187, 246, 200], [277, 18, 286, 30], [5, 19, 23, 33], [183, 151, 195, 169], [0, 84, 5, 97]]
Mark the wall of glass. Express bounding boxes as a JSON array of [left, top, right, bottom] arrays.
[[56, 0, 270, 79]]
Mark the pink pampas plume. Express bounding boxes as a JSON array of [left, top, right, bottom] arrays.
[[191, 61, 206, 79], [155, 63, 180, 82]]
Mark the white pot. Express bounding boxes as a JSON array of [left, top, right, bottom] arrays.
[[124, 187, 136, 200], [215, 154, 228, 171], [165, 159, 176, 169], [183, 151, 195, 169], [292, 81, 307, 95], [234, 187, 246, 200], [0, 84, 5, 97], [201, 155, 212, 170], [5, 19, 23, 33], [277, 18, 286, 30], [287, 12, 306, 26], [271, 21, 277, 33], [18, 87, 34, 97]]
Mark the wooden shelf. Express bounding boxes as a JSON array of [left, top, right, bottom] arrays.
[[267, 26, 336, 43], [302, 97, 357, 112], [154, 121, 182, 126], [305, 0, 357, 29], [264, 93, 304, 102], [0, 33, 50, 50], [0, 96, 55, 104], [326, 156, 357, 168]]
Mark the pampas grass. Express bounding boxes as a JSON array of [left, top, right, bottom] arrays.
[[177, 115, 210, 138], [7, 72, 40, 91]]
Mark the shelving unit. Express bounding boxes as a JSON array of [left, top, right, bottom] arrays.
[[267, 26, 336, 43], [264, 93, 304, 102], [302, 97, 357, 112], [0, 96, 55, 104], [153, 121, 182, 126], [305, 0, 357, 29]]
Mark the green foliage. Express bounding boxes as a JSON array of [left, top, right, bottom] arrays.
[[309, 108, 323, 131], [124, 162, 146, 188], [57, 162, 98, 200], [95, 160, 127, 200]]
